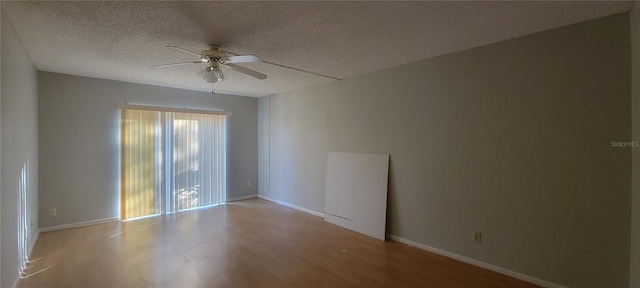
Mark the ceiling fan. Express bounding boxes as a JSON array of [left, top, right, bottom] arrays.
[[151, 44, 267, 83], [152, 44, 341, 85]]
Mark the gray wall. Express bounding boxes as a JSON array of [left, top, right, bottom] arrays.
[[38, 72, 258, 228], [631, 2, 640, 288], [267, 84, 329, 212], [1, 10, 39, 288], [260, 13, 631, 287]]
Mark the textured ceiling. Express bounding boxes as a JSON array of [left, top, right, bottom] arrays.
[[1, 1, 632, 97]]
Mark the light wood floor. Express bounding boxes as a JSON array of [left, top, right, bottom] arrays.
[[19, 198, 540, 288]]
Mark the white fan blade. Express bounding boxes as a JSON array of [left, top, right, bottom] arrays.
[[223, 63, 267, 80], [151, 61, 201, 69], [221, 54, 262, 64], [166, 46, 201, 57], [262, 60, 341, 81], [221, 50, 239, 56]]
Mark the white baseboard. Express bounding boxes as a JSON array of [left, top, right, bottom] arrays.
[[227, 194, 258, 202], [258, 196, 560, 287], [258, 195, 324, 218], [387, 235, 567, 288], [40, 217, 120, 233]]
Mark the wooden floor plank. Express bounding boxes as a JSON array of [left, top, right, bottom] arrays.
[[18, 198, 540, 288]]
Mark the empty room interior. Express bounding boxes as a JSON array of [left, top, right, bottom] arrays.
[[2, 1, 640, 288]]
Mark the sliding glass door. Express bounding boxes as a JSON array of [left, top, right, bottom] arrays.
[[167, 112, 226, 212], [121, 109, 163, 219], [121, 108, 227, 220]]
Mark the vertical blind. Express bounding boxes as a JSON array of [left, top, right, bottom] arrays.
[[122, 108, 227, 220], [18, 163, 28, 277], [122, 109, 162, 219]]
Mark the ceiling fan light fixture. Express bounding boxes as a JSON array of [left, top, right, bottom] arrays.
[[203, 63, 225, 83], [213, 66, 225, 82], [204, 72, 221, 83]]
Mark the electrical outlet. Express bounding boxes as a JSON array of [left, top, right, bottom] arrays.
[[49, 208, 56, 216], [473, 232, 482, 243], [247, 181, 251, 186]]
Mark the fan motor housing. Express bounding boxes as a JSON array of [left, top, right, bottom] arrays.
[[201, 44, 226, 62]]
